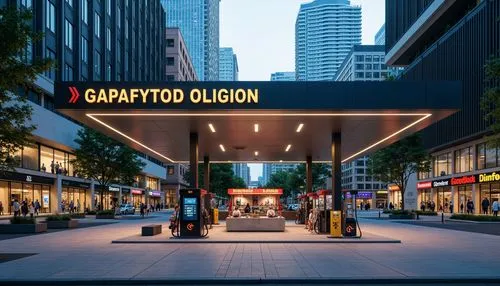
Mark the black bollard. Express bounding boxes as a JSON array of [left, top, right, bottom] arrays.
[[416, 212, 419, 220], [378, 209, 381, 219], [441, 212, 444, 223]]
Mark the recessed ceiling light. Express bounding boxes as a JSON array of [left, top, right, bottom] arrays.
[[208, 123, 216, 133], [254, 124, 259, 133], [285, 144, 292, 152], [254, 151, 259, 156], [296, 123, 304, 132], [280, 160, 283, 163], [219, 144, 226, 152]]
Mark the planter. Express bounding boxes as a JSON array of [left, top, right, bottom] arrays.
[[96, 214, 115, 219], [47, 220, 79, 229], [389, 214, 415, 219], [0, 223, 47, 234], [70, 213, 86, 219]]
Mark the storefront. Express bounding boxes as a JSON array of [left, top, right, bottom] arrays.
[[131, 189, 145, 208], [375, 190, 388, 209], [164, 188, 178, 208], [94, 185, 120, 210], [388, 185, 402, 209], [478, 172, 500, 214], [417, 181, 432, 210], [121, 188, 131, 204], [0, 171, 54, 215], [148, 190, 161, 206], [61, 180, 91, 213]]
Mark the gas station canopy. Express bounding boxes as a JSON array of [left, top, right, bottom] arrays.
[[55, 81, 461, 163]]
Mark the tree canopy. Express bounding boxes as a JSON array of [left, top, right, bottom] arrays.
[[184, 163, 247, 197], [367, 133, 430, 210], [480, 55, 500, 147], [265, 163, 331, 197], [0, 6, 52, 171]]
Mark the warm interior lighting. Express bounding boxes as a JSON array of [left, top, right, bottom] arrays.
[[254, 124, 259, 133], [285, 144, 292, 152], [219, 144, 226, 152], [254, 151, 259, 156], [280, 160, 283, 163], [208, 123, 216, 133], [296, 123, 304, 132]]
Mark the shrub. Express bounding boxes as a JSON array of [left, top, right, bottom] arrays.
[[450, 214, 500, 222], [416, 211, 438, 216], [10, 217, 36, 224], [46, 214, 72, 221], [382, 209, 391, 214], [97, 210, 115, 216], [86, 210, 97, 215], [390, 210, 414, 215], [70, 213, 86, 218]]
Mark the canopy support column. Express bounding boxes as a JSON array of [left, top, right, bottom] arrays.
[[189, 132, 199, 188], [204, 155, 210, 192], [332, 132, 342, 211], [306, 155, 313, 194]]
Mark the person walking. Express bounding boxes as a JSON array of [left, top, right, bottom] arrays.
[[12, 200, 20, 217], [492, 200, 499, 217], [21, 201, 28, 217], [29, 202, 35, 219], [482, 197, 490, 215], [449, 201, 454, 214], [466, 199, 474, 214], [34, 199, 40, 215], [69, 201, 74, 214], [140, 203, 145, 218], [0, 201, 3, 216]]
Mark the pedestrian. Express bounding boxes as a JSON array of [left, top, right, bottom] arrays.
[[0, 201, 3, 216], [21, 201, 28, 217], [449, 201, 453, 214], [55, 161, 60, 174], [389, 202, 394, 210], [29, 202, 35, 219], [460, 202, 464, 213], [12, 199, 20, 217], [77, 200, 81, 213], [420, 201, 425, 212], [482, 197, 490, 215], [466, 199, 473, 214], [140, 203, 145, 218], [50, 160, 55, 173], [61, 201, 66, 213], [35, 199, 40, 215], [492, 200, 499, 217], [41, 163, 46, 172], [69, 201, 74, 214], [431, 201, 436, 212]]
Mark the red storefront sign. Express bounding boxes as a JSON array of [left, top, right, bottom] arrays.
[[451, 175, 476, 186], [417, 181, 432, 189], [228, 188, 283, 195], [131, 189, 143, 195]]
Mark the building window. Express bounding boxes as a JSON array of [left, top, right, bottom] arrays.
[[117, 7, 121, 28], [373, 64, 380, 70], [167, 166, 175, 175], [65, 0, 72, 7], [454, 147, 473, 173], [64, 20, 73, 50], [357, 184, 364, 190], [106, 0, 112, 15], [45, 48, 56, 80], [167, 39, 174, 47], [64, 64, 73, 81], [81, 0, 88, 24], [81, 37, 88, 63], [106, 28, 111, 51], [366, 72, 372, 79], [355, 55, 364, 62], [94, 50, 101, 80], [106, 64, 112, 81], [365, 55, 372, 62], [373, 72, 380, 78], [434, 152, 452, 177], [355, 72, 364, 79], [166, 75, 175, 81], [167, 57, 174, 66], [477, 143, 499, 170], [94, 13, 101, 38], [45, 0, 56, 33], [21, 0, 32, 8], [365, 64, 372, 70]]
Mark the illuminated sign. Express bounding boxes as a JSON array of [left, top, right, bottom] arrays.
[[108, 186, 120, 192], [417, 181, 432, 189], [228, 189, 283, 195], [388, 185, 400, 191], [432, 179, 450, 187], [478, 172, 500, 183], [451, 176, 476, 186], [148, 191, 161, 197], [131, 189, 143, 195], [70, 87, 259, 105]]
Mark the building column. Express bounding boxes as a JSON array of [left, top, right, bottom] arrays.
[[90, 180, 95, 210], [306, 155, 312, 194], [55, 175, 62, 213], [204, 156, 210, 192], [118, 187, 122, 205], [451, 186, 458, 213], [190, 133, 199, 188], [332, 133, 342, 211], [473, 183, 480, 214]]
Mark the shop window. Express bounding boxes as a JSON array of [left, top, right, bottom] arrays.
[[434, 152, 451, 176], [477, 143, 499, 170], [167, 166, 175, 175], [22, 145, 39, 170], [40, 146, 53, 173], [454, 147, 473, 173], [0, 181, 8, 214]]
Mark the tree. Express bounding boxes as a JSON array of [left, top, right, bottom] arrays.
[[0, 6, 52, 171], [71, 128, 145, 210], [292, 163, 331, 192], [266, 171, 293, 197], [480, 55, 500, 147], [183, 163, 247, 197], [367, 133, 431, 210]]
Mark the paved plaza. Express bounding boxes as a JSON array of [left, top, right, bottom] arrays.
[[0, 211, 500, 284]]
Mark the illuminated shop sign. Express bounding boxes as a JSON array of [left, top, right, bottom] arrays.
[[228, 189, 283, 195], [388, 185, 400, 191], [432, 179, 450, 187], [71, 87, 259, 105], [148, 191, 161, 197], [478, 172, 500, 183], [345, 192, 373, 199], [417, 181, 432, 189], [451, 176, 476, 186], [131, 189, 143, 195], [108, 186, 120, 192]]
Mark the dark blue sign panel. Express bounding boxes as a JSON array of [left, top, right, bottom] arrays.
[[183, 197, 198, 221]]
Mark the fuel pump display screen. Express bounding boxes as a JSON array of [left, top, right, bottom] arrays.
[[183, 197, 198, 221]]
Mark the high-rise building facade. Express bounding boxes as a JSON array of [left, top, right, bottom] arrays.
[[219, 47, 238, 81], [295, 0, 361, 81], [334, 45, 388, 81], [385, 0, 499, 212], [270, 72, 296, 81], [162, 0, 220, 81], [232, 164, 250, 187], [165, 28, 198, 81], [0, 0, 167, 215], [374, 24, 386, 45], [263, 164, 298, 186]]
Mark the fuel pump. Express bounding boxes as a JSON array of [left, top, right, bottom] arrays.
[[344, 191, 362, 238], [177, 189, 209, 238]]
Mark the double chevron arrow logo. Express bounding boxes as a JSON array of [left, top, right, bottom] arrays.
[[68, 86, 80, 103]]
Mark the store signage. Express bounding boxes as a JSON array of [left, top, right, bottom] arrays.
[[228, 189, 283, 195], [478, 172, 500, 183], [451, 175, 476, 186], [148, 191, 161, 197], [42, 194, 49, 207], [121, 188, 130, 193], [432, 179, 450, 187], [73, 87, 259, 105], [417, 181, 432, 189], [131, 189, 143, 195], [345, 192, 372, 199], [388, 185, 400, 191], [108, 186, 120, 192], [62, 180, 91, 189], [0, 171, 54, 185]]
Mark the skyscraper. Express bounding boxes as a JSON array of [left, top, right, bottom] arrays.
[[270, 72, 296, 81], [295, 0, 361, 81], [162, 0, 220, 81], [374, 24, 385, 45], [219, 47, 238, 81], [232, 164, 250, 187]]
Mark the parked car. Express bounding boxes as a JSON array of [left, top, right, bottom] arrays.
[[120, 204, 135, 215]]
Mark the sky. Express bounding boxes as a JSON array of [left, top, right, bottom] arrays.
[[219, 0, 386, 180]]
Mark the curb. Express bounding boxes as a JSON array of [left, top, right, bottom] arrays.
[[111, 239, 401, 244]]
